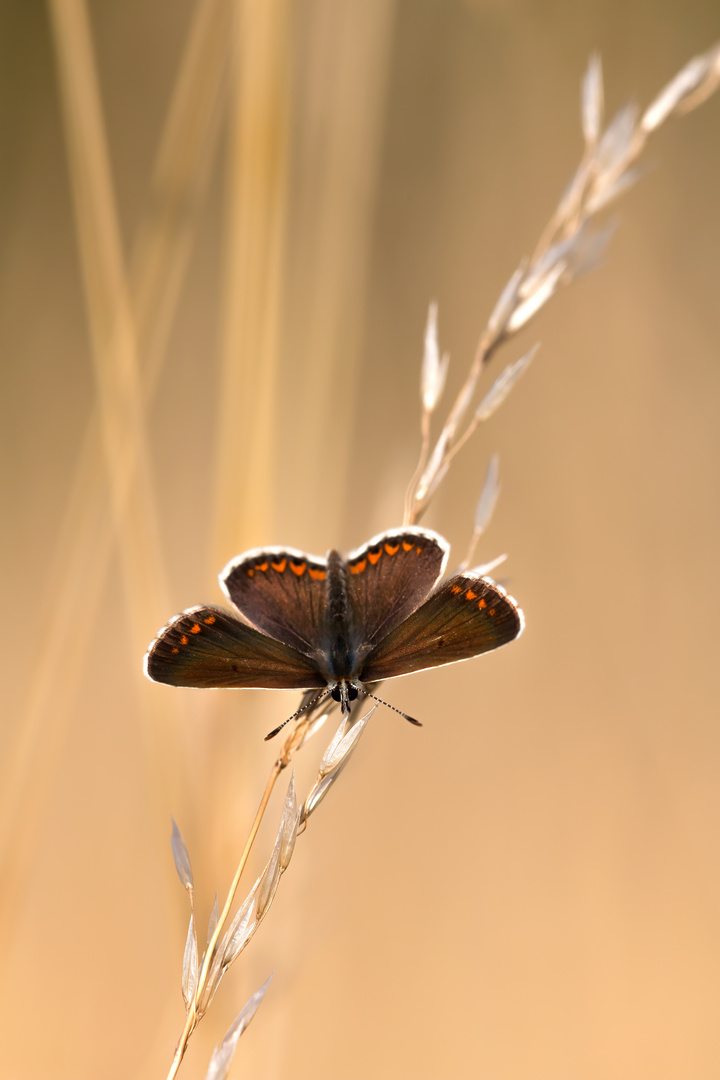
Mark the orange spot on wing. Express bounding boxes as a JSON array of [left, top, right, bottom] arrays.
[[191, 624, 201, 634], [290, 561, 306, 576], [247, 568, 254, 577], [171, 647, 179, 654], [367, 549, 382, 565], [180, 635, 189, 645], [465, 589, 477, 601], [489, 608, 496, 616], [451, 584, 462, 594], [256, 561, 269, 572], [384, 542, 399, 556], [271, 558, 287, 573], [350, 559, 367, 574], [203, 614, 216, 624], [416, 546, 422, 554], [478, 599, 487, 609], [402, 541, 413, 551], [308, 566, 327, 580]]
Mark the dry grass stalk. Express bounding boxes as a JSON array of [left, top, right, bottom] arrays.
[[213, 0, 291, 560], [0, 0, 231, 918], [166, 701, 370, 1079], [0, 0, 174, 919], [280, 1, 396, 539], [47, 0, 167, 639], [403, 41, 720, 533]]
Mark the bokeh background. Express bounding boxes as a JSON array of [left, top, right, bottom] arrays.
[[2, 1, 719, 1077]]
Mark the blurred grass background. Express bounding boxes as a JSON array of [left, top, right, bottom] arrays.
[[1, 1, 719, 1077]]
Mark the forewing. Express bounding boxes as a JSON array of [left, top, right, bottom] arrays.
[[144, 606, 326, 689], [345, 527, 449, 652], [359, 574, 523, 682], [221, 547, 328, 657]]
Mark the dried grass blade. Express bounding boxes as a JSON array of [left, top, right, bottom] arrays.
[[507, 262, 565, 332], [414, 429, 450, 503], [563, 221, 616, 280], [474, 453, 501, 535], [171, 818, 194, 892], [586, 166, 642, 214], [198, 936, 226, 1014], [301, 774, 336, 821], [280, 771, 299, 870], [672, 44, 720, 116], [550, 161, 592, 236], [475, 346, 537, 422], [418, 459, 451, 513], [319, 708, 374, 777], [207, 895, 219, 944], [525, 233, 577, 289], [221, 881, 260, 968], [256, 830, 283, 920], [459, 454, 501, 571], [642, 48, 719, 132], [421, 302, 449, 412], [487, 265, 525, 340], [582, 53, 604, 146], [205, 973, 274, 1080], [303, 708, 375, 821], [293, 707, 331, 750], [182, 913, 199, 1012], [594, 102, 641, 179]]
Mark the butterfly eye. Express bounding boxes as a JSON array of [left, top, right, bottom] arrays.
[[331, 687, 342, 702], [347, 686, 359, 701]]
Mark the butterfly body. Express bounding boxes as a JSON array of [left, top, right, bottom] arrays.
[[144, 527, 524, 714], [323, 549, 358, 685]]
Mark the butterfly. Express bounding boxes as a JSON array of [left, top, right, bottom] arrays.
[[144, 527, 523, 732]]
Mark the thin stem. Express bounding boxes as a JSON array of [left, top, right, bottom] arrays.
[[435, 409, 482, 472], [407, 328, 505, 524], [531, 146, 593, 263]]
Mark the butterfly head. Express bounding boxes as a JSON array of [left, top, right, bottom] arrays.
[[329, 680, 360, 714]]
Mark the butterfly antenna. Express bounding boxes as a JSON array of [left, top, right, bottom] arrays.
[[264, 688, 333, 741], [359, 690, 422, 727]]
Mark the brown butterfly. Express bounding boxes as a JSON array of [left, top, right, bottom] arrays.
[[144, 527, 523, 732]]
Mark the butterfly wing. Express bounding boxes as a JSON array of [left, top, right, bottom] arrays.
[[358, 574, 523, 682], [144, 605, 326, 689], [221, 547, 328, 657], [345, 528, 449, 655]]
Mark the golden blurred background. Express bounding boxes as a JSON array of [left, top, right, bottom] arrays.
[[1, 1, 719, 1077]]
